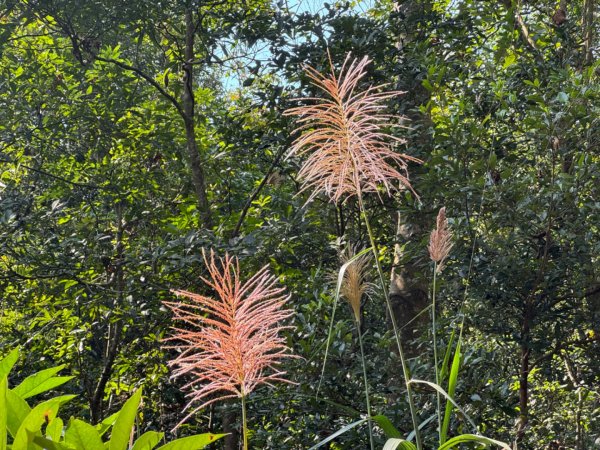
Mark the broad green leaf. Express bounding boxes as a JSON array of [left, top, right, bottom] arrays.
[[65, 419, 104, 450], [31, 435, 71, 450], [371, 415, 401, 439], [13, 365, 73, 399], [46, 417, 63, 442], [12, 395, 75, 450], [383, 438, 417, 450], [109, 388, 142, 450], [307, 418, 368, 450], [131, 431, 164, 450], [96, 411, 119, 437], [155, 433, 226, 450], [6, 389, 30, 438], [0, 349, 19, 379], [0, 377, 7, 450], [439, 434, 510, 449]]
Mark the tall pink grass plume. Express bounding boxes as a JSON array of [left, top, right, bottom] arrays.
[[284, 52, 421, 203], [163, 249, 296, 427], [428, 207, 453, 273]]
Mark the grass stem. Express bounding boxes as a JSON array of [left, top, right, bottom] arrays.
[[357, 322, 375, 450], [432, 263, 441, 445], [241, 393, 248, 450], [358, 196, 423, 450]]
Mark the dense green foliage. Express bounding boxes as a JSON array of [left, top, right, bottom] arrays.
[[0, 0, 598, 448]]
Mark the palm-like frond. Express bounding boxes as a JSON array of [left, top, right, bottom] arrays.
[[163, 250, 295, 427], [285, 53, 420, 203]]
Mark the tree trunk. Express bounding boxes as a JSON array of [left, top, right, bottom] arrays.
[[390, 216, 429, 352], [582, 0, 595, 66], [388, 0, 434, 353], [183, 6, 212, 229]]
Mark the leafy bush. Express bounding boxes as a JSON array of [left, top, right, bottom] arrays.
[[0, 348, 224, 450]]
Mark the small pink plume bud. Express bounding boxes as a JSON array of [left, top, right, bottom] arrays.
[[428, 207, 453, 273]]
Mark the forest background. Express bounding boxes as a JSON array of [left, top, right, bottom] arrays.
[[0, 0, 598, 449]]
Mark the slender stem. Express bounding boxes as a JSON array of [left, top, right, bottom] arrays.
[[432, 263, 441, 444], [357, 321, 375, 450], [241, 393, 248, 450], [316, 293, 340, 399], [358, 195, 423, 450]]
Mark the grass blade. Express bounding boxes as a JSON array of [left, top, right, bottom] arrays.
[[439, 328, 456, 383], [383, 438, 417, 450], [438, 433, 510, 449], [408, 377, 476, 431], [441, 340, 461, 443], [308, 418, 368, 450], [372, 414, 401, 439]]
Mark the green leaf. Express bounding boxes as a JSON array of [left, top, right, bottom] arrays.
[[0, 377, 7, 450], [12, 365, 73, 399], [371, 415, 401, 439], [31, 435, 71, 450], [307, 418, 368, 449], [46, 417, 63, 442], [12, 395, 75, 450], [155, 433, 226, 450], [408, 377, 477, 437], [438, 434, 510, 449], [440, 340, 462, 444], [0, 348, 19, 379], [131, 431, 164, 450], [96, 411, 119, 437], [556, 92, 569, 103], [65, 419, 105, 450], [109, 388, 142, 450], [502, 53, 516, 69], [6, 389, 30, 438], [383, 438, 417, 450], [406, 414, 436, 442]]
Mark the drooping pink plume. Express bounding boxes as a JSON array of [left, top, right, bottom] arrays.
[[285, 53, 421, 203]]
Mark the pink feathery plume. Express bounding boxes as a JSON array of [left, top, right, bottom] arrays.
[[284, 52, 421, 203], [163, 249, 296, 428]]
